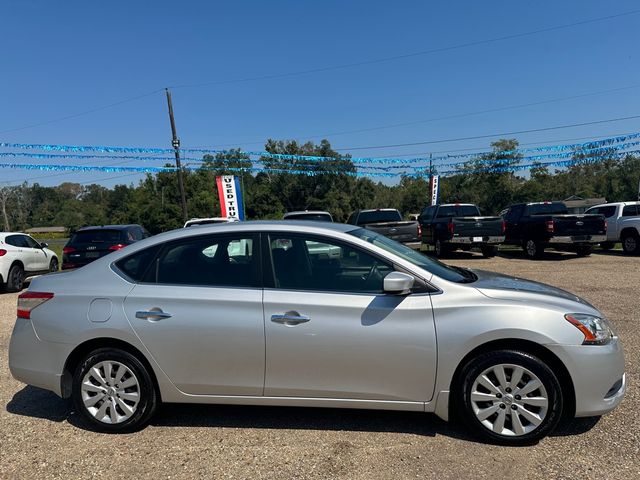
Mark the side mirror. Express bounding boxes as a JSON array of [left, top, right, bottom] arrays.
[[40, 242, 48, 248], [383, 271, 415, 295]]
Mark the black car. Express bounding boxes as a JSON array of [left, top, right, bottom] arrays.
[[62, 225, 149, 270]]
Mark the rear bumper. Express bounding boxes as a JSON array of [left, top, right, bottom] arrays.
[[9, 318, 70, 397], [449, 235, 505, 245], [548, 235, 607, 245], [546, 338, 626, 417]]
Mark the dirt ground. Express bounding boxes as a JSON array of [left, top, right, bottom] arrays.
[[1, 249, 638, 479]]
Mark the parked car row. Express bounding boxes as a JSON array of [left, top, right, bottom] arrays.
[[282, 200, 639, 260], [2, 199, 637, 292]]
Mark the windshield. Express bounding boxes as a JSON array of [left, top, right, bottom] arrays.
[[357, 210, 401, 224], [348, 228, 475, 283]]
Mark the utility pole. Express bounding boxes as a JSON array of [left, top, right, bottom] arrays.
[[165, 88, 188, 222]]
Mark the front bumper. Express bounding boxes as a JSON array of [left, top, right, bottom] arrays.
[[546, 338, 626, 417], [449, 235, 505, 245], [548, 235, 607, 245], [8, 318, 71, 397]]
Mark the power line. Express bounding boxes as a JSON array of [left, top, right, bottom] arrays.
[[335, 114, 640, 151], [367, 131, 640, 159], [194, 84, 640, 149], [0, 89, 164, 135], [169, 9, 640, 90]]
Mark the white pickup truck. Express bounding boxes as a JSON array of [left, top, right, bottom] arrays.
[[585, 201, 640, 254]]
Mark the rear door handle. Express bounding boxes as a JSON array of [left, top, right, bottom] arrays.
[[136, 310, 172, 320], [271, 313, 311, 326]]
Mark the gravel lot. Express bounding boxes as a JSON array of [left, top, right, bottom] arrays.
[[1, 249, 638, 479]]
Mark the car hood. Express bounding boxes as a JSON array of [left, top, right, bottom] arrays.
[[471, 269, 597, 310]]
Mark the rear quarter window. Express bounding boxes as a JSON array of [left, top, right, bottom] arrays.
[[114, 245, 162, 282]]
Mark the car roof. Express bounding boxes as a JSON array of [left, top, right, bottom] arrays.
[[587, 201, 640, 209], [142, 220, 357, 244], [284, 211, 332, 216], [76, 225, 140, 232], [357, 208, 399, 213]]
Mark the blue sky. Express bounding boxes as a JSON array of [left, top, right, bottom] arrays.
[[1, 0, 639, 186]]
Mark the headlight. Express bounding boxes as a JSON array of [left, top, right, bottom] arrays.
[[565, 313, 614, 345]]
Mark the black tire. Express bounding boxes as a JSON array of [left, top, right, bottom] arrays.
[[72, 348, 158, 433], [599, 242, 615, 251], [456, 350, 563, 445], [481, 245, 498, 258], [6, 264, 25, 293], [49, 258, 59, 273], [575, 246, 592, 257], [622, 232, 640, 255], [523, 239, 543, 259], [434, 239, 450, 258]]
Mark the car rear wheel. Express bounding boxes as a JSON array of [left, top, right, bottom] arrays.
[[523, 239, 543, 259], [457, 350, 563, 445], [72, 348, 158, 433], [481, 245, 498, 258], [622, 233, 640, 255], [599, 241, 615, 251], [575, 246, 592, 257], [6, 264, 25, 293], [49, 258, 59, 272], [435, 239, 449, 258]]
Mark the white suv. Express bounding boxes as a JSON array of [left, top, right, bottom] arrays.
[[0, 233, 59, 292]]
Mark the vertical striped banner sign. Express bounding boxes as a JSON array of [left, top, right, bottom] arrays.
[[216, 175, 245, 220], [429, 175, 440, 206]]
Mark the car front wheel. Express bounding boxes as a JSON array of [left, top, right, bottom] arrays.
[[457, 350, 563, 445], [72, 348, 158, 433]]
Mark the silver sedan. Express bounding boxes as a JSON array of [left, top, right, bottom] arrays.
[[9, 221, 625, 444]]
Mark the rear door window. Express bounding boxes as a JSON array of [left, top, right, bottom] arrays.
[[149, 234, 259, 288], [5, 234, 27, 247]]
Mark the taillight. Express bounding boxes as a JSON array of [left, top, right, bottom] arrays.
[[604, 220, 607, 233], [546, 220, 554, 233], [63, 246, 76, 254], [17, 292, 54, 319], [501, 220, 506, 234], [108, 244, 126, 251], [0, 249, 6, 256], [448, 220, 455, 236], [417, 224, 422, 238]]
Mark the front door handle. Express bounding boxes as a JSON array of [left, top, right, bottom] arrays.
[[136, 310, 172, 320], [271, 312, 311, 326]]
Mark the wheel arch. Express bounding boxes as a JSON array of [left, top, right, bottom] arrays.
[[61, 337, 161, 401], [448, 338, 576, 419], [620, 226, 639, 238]]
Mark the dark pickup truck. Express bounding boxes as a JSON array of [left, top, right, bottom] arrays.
[[502, 202, 607, 258], [419, 204, 505, 257], [347, 209, 421, 248]]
